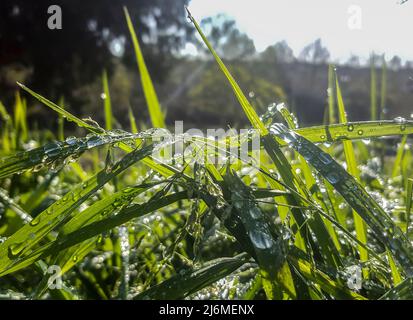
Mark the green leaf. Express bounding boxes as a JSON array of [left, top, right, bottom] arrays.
[[335, 71, 368, 276], [124, 7, 165, 128], [102, 70, 113, 131]]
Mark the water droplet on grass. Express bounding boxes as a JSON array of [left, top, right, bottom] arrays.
[[249, 230, 273, 249], [326, 171, 340, 184], [8, 242, 25, 258]]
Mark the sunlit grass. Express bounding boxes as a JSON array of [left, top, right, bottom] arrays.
[[0, 8, 412, 300]]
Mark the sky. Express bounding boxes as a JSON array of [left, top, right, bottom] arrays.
[[186, 0, 413, 62]]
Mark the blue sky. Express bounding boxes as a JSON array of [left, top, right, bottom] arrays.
[[186, 0, 413, 62]]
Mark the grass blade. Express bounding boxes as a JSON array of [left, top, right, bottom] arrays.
[[124, 7, 165, 128], [335, 71, 368, 276]]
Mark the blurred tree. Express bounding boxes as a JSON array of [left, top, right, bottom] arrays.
[[298, 39, 330, 64], [389, 55, 402, 70], [0, 0, 191, 108], [260, 41, 295, 64], [347, 55, 361, 67], [194, 14, 255, 60]]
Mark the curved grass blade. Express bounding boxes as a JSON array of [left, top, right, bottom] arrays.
[[335, 72, 368, 276], [17, 82, 104, 134], [223, 169, 296, 298], [124, 7, 165, 128], [0, 131, 143, 179]]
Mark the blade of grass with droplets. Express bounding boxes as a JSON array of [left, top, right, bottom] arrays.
[[270, 123, 413, 276], [124, 7, 165, 128], [0, 132, 142, 179], [277, 104, 342, 253], [0, 144, 155, 277], [134, 254, 248, 299], [223, 169, 296, 298], [293, 120, 413, 145], [17, 83, 104, 134], [335, 72, 368, 276], [102, 70, 113, 130]]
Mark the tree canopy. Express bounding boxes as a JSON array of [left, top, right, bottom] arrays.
[[0, 0, 190, 103]]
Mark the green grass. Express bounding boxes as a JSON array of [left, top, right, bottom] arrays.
[[0, 8, 412, 300]]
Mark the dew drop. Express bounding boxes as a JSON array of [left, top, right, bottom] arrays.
[[326, 171, 340, 184], [249, 230, 273, 249], [394, 116, 406, 124], [8, 242, 25, 259], [29, 216, 41, 226], [65, 136, 77, 145], [318, 152, 333, 165]]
